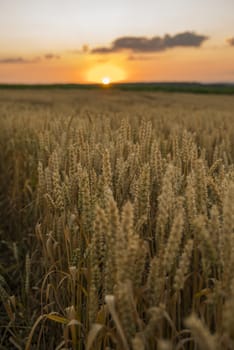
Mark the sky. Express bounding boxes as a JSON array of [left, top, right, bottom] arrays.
[[0, 0, 234, 83]]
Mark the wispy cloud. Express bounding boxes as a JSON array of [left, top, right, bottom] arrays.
[[227, 37, 234, 46], [91, 32, 209, 54], [44, 53, 60, 60], [0, 53, 61, 64], [0, 56, 40, 64], [69, 45, 90, 55]]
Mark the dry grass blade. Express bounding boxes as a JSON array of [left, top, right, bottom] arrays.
[[86, 323, 104, 350], [25, 315, 46, 350]]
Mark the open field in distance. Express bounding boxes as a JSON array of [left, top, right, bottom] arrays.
[[0, 89, 234, 349], [1, 83, 234, 95]]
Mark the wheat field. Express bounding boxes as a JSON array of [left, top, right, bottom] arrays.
[[0, 89, 234, 350]]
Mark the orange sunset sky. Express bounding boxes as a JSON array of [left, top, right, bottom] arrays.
[[0, 0, 234, 84]]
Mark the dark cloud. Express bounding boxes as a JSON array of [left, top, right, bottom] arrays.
[[227, 37, 234, 46], [91, 32, 209, 54], [44, 53, 60, 60], [0, 56, 40, 64]]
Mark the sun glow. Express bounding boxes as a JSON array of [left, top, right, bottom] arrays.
[[86, 63, 126, 83]]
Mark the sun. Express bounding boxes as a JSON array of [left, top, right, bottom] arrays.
[[102, 77, 110, 85]]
